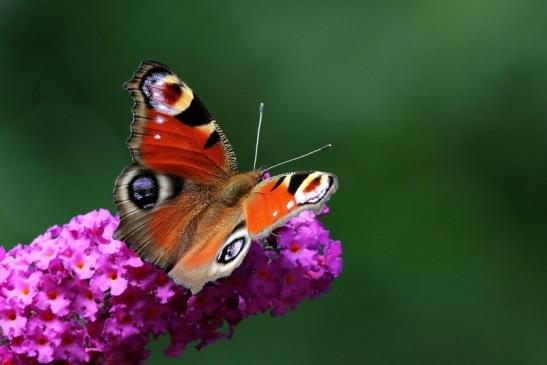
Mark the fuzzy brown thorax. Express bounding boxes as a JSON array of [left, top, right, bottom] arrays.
[[215, 172, 261, 206]]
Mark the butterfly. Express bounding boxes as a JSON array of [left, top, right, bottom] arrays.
[[113, 61, 338, 293]]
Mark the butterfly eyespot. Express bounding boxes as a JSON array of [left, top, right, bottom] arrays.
[[293, 173, 333, 205], [129, 173, 158, 210], [141, 69, 188, 114], [217, 238, 245, 264], [141, 69, 168, 96]]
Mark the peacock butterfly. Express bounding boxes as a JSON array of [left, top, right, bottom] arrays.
[[113, 61, 338, 293]]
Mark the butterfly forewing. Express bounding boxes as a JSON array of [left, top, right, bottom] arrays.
[[243, 171, 338, 239], [124, 61, 238, 182]]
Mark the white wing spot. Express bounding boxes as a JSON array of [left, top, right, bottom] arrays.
[[154, 134, 161, 140], [286, 200, 295, 210], [273, 210, 278, 217]]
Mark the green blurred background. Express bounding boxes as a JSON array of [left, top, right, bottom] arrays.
[[1, 0, 546, 364]]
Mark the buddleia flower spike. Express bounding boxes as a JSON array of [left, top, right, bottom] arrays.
[[0, 208, 342, 364]]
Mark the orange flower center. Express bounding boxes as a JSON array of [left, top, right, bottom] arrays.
[[120, 314, 131, 324], [290, 243, 300, 253], [76, 260, 85, 269], [145, 308, 157, 319], [286, 274, 295, 285], [47, 291, 58, 300], [108, 271, 118, 280], [132, 267, 145, 279], [6, 310, 16, 321], [21, 287, 30, 295], [156, 274, 169, 285], [258, 268, 269, 280], [42, 311, 54, 321]]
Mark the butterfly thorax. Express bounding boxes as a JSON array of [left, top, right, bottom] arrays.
[[215, 172, 261, 207]]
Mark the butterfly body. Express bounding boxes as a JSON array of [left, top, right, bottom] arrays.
[[215, 171, 260, 206], [113, 61, 338, 293]]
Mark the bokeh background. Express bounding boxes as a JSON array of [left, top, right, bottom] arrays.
[[1, 0, 546, 364]]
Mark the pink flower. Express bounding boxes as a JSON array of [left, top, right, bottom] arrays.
[[54, 325, 89, 363], [0, 305, 27, 337], [2, 271, 41, 306], [67, 245, 100, 280], [280, 241, 317, 268], [35, 277, 71, 316], [90, 260, 129, 296], [30, 328, 57, 363], [0, 207, 342, 363]]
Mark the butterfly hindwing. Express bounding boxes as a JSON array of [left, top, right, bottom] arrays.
[[124, 61, 238, 183], [243, 171, 338, 239], [169, 204, 252, 293]]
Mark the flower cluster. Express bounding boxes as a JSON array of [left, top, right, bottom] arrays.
[[0, 208, 342, 364]]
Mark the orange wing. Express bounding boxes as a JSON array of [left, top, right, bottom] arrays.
[[113, 164, 212, 271], [124, 61, 238, 183], [243, 171, 338, 239]]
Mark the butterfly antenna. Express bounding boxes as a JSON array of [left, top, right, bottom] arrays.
[[265, 144, 332, 171], [253, 102, 265, 170]]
